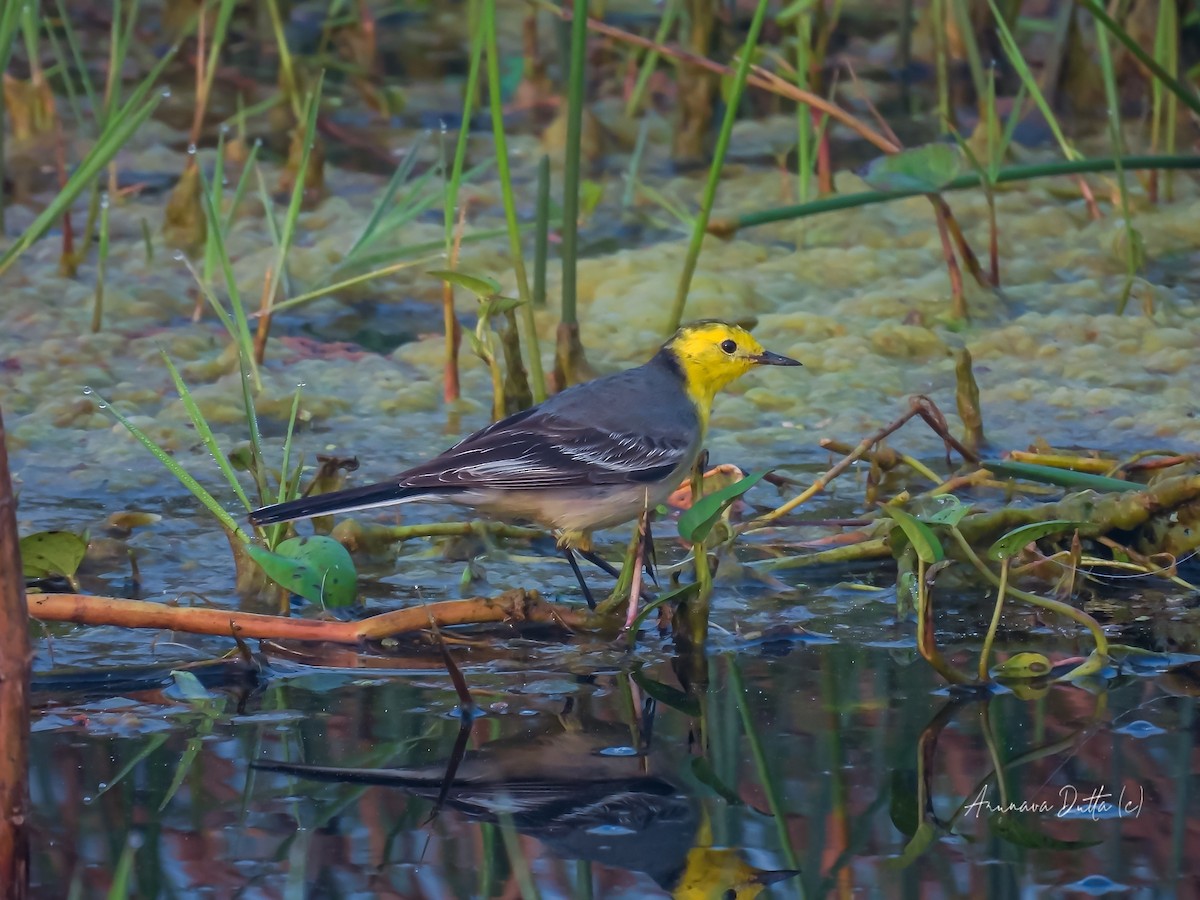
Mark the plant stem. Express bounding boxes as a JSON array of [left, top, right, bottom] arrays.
[[667, 0, 771, 332], [947, 526, 1108, 659], [533, 154, 550, 308], [485, 0, 545, 402], [712, 154, 1200, 236], [979, 559, 1008, 680], [559, 0, 588, 329]]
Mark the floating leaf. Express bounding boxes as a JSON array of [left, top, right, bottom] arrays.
[[992, 651, 1053, 681], [246, 535, 358, 608], [677, 471, 769, 542], [21, 530, 88, 580], [860, 144, 963, 193], [428, 269, 501, 299], [982, 460, 1139, 493], [987, 520, 1083, 560], [104, 511, 162, 533], [885, 508, 944, 564], [169, 669, 215, 704], [990, 814, 1101, 850], [917, 494, 969, 527]]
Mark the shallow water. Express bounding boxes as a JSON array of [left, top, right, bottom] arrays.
[[6, 3, 1200, 897]]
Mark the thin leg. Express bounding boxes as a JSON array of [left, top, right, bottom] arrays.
[[579, 549, 621, 579], [563, 547, 596, 609], [641, 516, 658, 586]]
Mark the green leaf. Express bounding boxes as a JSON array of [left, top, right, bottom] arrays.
[[859, 144, 964, 193], [982, 460, 1139, 493], [987, 520, 1083, 560], [170, 669, 215, 703], [485, 295, 526, 316], [778, 0, 821, 23], [991, 651, 1053, 681], [20, 531, 88, 580], [884, 508, 945, 564], [677, 471, 769, 542], [429, 269, 501, 299], [917, 494, 969, 526], [246, 535, 358, 608], [990, 813, 1101, 850], [625, 581, 700, 641]]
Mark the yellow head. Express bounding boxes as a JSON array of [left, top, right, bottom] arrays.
[[661, 320, 801, 422]]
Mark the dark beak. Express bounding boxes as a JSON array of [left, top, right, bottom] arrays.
[[750, 350, 802, 367]]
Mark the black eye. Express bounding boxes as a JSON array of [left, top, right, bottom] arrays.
[[720, 339, 737, 354]]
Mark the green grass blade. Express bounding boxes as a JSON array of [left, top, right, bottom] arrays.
[[444, 14, 485, 250], [1094, 19, 1139, 314], [94, 389, 248, 540], [196, 163, 259, 385], [485, 0, 544, 402], [0, 92, 161, 277], [263, 73, 325, 328], [52, 0, 98, 117], [667, 0, 772, 332], [1078, 0, 1200, 117], [987, 0, 1075, 159], [223, 138, 262, 233], [161, 352, 254, 512], [347, 132, 427, 260]]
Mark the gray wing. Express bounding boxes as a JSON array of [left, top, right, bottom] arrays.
[[397, 408, 695, 492]]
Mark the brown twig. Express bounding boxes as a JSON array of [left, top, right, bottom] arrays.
[[749, 397, 977, 527], [28, 589, 588, 644], [540, 0, 898, 155], [253, 265, 274, 365], [931, 197, 966, 318]]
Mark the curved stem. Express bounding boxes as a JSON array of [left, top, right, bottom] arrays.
[[948, 526, 1108, 659]]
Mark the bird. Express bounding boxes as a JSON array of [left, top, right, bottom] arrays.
[[249, 320, 801, 610]]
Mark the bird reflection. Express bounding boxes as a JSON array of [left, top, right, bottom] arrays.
[[256, 701, 797, 896]]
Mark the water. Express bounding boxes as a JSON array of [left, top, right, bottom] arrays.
[[28, 641, 1197, 897]]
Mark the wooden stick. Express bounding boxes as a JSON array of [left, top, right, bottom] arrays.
[[0, 407, 30, 898], [28, 589, 587, 645]]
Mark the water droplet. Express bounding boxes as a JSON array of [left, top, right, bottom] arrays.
[[99, 193, 110, 209], [82, 386, 94, 395], [219, 123, 231, 134], [187, 143, 197, 155], [295, 382, 307, 389], [96, 401, 108, 410], [97, 782, 107, 790], [254, 138, 263, 148], [82, 796, 93, 805], [172, 250, 186, 262]]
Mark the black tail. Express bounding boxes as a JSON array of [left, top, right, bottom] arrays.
[[249, 481, 431, 526]]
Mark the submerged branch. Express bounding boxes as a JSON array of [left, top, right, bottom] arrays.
[[29, 589, 587, 645]]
